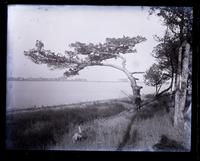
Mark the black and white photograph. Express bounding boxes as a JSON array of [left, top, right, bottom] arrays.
[[6, 5, 192, 151]]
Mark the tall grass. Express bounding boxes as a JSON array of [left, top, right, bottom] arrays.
[[7, 93, 188, 151], [123, 93, 187, 151], [6, 102, 126, 150], [51, 110, 132, 151]]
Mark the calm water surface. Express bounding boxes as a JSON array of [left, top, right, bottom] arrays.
[[7, 81, 160, 110]]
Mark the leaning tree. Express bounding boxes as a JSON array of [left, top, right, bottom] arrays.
[[24, 36, 146, 106]]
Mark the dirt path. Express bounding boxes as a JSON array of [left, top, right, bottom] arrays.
[[117, 111, 137, 150]]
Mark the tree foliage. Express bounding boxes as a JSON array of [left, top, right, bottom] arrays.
[[152, 32, 179, 76], [24, 36, 146, 77], [144, 63, 169, 95], [149, 7, 192, 93], [149, 7, 192, 43]]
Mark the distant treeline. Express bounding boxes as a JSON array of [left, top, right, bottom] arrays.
[[7, 77, 87, 82], [7, 77, 131, 82]]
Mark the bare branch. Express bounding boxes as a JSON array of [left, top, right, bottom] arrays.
[[131, 72, 145, 75]]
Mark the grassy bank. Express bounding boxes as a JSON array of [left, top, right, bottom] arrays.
[[6, 100, 127, 150], [50, 108, 134, 150], [119, 93, 188, 151], [50, 93, 188, 151], [6, 94, 189, 151]]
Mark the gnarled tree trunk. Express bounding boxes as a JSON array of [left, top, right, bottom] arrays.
[[96, 63, 139, 107], [129, 76, 138, 105]]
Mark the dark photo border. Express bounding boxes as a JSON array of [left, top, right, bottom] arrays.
[[0, 0, 199, 161]]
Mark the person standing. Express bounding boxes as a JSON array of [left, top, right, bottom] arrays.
[[135, 86, 143, 110]]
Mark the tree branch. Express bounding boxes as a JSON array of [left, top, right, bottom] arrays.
[[92, 63, 129, 75], [117, 55, 127, 69], [25, 37, 146, 81], [131, 72, 144, 75]]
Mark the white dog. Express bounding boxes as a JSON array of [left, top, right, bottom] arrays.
[[72, 126, 83, 143]]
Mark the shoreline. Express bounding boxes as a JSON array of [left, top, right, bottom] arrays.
[[6, 93, 153, 114], [6, 97, 132, 114], [7, 93, 187, 151]]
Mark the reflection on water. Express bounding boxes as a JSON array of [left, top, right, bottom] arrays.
[[7, 81, 165, 110]]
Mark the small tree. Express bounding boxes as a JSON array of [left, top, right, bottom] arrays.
[[144, 63, 169, 96], [24, 36, 146, 106]]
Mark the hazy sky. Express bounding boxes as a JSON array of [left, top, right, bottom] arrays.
[[7, 5, 166, 81]]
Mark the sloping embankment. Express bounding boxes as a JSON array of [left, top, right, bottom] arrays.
[[6, 98, 131, 150]]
